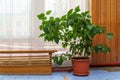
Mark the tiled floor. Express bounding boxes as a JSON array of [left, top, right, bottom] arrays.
[[0, 70, 120, 80]]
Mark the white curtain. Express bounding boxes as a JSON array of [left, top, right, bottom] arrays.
[[0, 0, 88, 51], [0, 0, 88, 66], [45, 0, 88, 17], [0, 0, 31, 50]]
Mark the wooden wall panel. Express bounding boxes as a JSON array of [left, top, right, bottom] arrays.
[[92, 0, 120, 65], [96, 0, 104, 64], [117, 0, 120, 62], [91, 0, 99, 64], [100, 0, 111, 64], [110, 0, 117, 63]]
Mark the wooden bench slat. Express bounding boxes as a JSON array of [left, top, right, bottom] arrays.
[[0, 50, 57, 74], [0, 59, 50, 62], [0, 58, 50, 61], [0, 55, 50, 57], [0, 64, 52, 66], [0, 50, 57, 53]]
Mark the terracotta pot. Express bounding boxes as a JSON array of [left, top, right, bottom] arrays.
[[71, 57, 90, 76]]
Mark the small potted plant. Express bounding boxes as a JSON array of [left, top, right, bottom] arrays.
[[37, 6, 113, 76]]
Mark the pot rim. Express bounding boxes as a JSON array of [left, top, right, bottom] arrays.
[[71, 57, 90, 61]]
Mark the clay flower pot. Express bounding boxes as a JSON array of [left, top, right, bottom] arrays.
[[72, 57, 90, 76]]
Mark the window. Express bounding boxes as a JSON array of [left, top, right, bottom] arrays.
[[0, 0, 31, 50], [45, 0, 88, 17], [0, 0, 31, 39], [0, 0, 88, 51]]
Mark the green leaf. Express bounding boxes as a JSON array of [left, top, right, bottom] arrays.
[[75, 6, 80, 12], [37, 13, 45, 20], [87, 25, 93, 30], [106, 32, 113, 40], [54, 37, 59, 44], [97, 44, 103, 49], [81, 11, 89, 17], [52, 56, 58, 63], [61, 56, 67, 61], [46, 10, 52, 15], [87, 15, 92, 18], [61, 15, 66, 20], [94, 44, 111, 54], [44, 27, 50, 34], [62, 42, 68, 48], [55, 17, 60, 22], [102, 47, 110, 54], [39, 33, 45, 37], [39, 25, 44, 30], [58, 56, 66, 65], [67, 9, 73, 15], [99, 27, 105, 33], [94, 47, 99, 53], [50, 17, 54, 20], [52, 55, 67, 65], [95, 26, 106, 34]]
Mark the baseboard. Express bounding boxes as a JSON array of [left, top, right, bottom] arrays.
[[52, 63, 120, 72], [52, 67, 72, 72]]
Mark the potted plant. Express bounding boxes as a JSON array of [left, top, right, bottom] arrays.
[[37, 6, 113, 76]]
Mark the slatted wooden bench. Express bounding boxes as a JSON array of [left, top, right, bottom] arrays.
[[0, 50, 57, 74]]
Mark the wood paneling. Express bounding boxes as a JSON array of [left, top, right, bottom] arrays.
[[92, 0, 120, 65], [117, 0, 120, 62], [110, 0, 117, 63], [91, 0, 99, 64]]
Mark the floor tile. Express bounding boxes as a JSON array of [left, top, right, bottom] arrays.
[[0, 70, 120, 80]]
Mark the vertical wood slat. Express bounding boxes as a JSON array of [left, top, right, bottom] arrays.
[[117, 0, 120, 62], [102, 0, 111, 64], [97, 0, 102, 64], [91, 0, 99, 64], [97, 0, 104, 64], [92, 0, 120, 65], [110, 0, 117, 63], [98, 0, 104, 64]]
